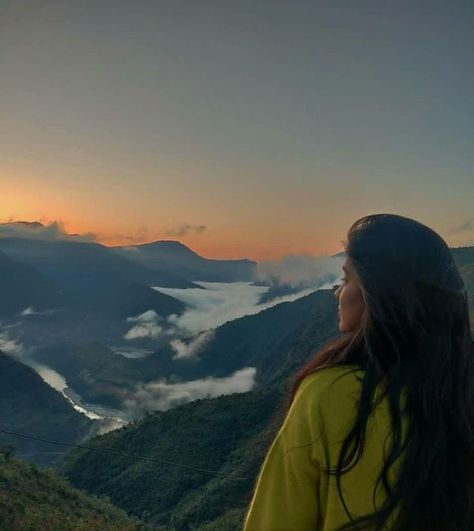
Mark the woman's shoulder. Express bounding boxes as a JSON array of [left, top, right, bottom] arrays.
[[296, 363, 365, 404], [294, 364, 365, 428], [280, 364, 365, 449]]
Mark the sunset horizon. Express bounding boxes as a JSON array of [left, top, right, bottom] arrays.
[[0, 214, 471, 264], [2, 2, 473, 262]]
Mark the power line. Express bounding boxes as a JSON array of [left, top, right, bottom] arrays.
[[16, 452, 65, 458], [0, 428, 257, 480]]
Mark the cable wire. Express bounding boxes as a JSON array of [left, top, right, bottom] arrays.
[[0, 428, 257, 480]]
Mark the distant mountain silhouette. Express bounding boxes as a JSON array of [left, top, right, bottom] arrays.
[[8, 220, 44, 229], [112, 239, 257, 282], [0, 237, 189, 321], [0, 250, 66, 315], [0, 237, 197, 290]]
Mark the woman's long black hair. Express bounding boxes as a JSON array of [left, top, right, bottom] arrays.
[[285, 213, 474, 530]]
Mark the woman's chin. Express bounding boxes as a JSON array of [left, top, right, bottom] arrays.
[[338, 320, 348, 333], [339, 319, 359, 333]]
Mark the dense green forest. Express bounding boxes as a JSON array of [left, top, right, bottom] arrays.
[[58, 387, 283, 530], [0, 448, 146, 530]]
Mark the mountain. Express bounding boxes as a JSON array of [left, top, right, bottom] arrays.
[[33, 288, 339, 410], [146, 288, 339, 385], [256, 282, 307, 305], [0, 351, 94, 466], [0, 250, 66, 315], [452, 246, 474, 329], [57, 245, 474, 529], [58, 387, 283, 530], [34, 242, 474, 415], [33, 341, 149, 408], [57, 288, 340, 529], [452, 246, 474, 297], [0, 237, 198, 308], [112, 240, 257, 282], [451, 245, 474, 270], [0, 452, 145, 530], [0, 237, 188, 350]]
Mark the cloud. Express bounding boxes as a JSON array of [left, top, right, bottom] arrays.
[[156, 281, 269, 333], [134, 266, 340, 361], [19, 306, 64, 317], [30, 361, 103, 420], [163, 223, 207, 237], [116, 246, 141, 253], [126, 310, 160, 323], [0, 220, 96, 242], [124, 324, 162, 340], [124, 310, 162, 340], [256, 253, 345, 289], [170, 330, 215, 360], [33, 363, 67, 392], [112, 346, 154, 359], [0, 331, 24, 355], [123, 366, 257, 416], [155, 280, 332, 334], [97, 223, 206, 246], [448, 219, 474, 235], [96, 225, 150, 245]]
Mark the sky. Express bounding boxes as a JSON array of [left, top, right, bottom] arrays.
[[1, 1, 473, 261]]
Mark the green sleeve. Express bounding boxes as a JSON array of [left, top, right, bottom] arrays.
[[243, 382, 323, 531]]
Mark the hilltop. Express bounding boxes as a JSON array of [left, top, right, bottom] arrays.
[[0, 450, 146, 530]]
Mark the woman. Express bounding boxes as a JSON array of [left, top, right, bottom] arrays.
[[243, 213, 474, 530]]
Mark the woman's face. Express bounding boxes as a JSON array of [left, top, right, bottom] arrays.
[[334, 258, 366, 333]]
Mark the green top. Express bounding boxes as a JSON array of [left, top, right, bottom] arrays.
[[243, 364, 408, 531]]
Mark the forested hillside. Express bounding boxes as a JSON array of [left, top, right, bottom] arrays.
[[0, 450, 145, 530], [59, 388, 282, 530], [0, 352, 94, 466]]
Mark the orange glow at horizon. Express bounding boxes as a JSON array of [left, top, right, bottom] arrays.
[[0, 208, 342, 263], [0, 179, 344, 261], [66, 227, 343, 262], [2, 174, 469, 262]]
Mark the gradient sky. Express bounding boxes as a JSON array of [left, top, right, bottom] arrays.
[[1, 1, 473, 260]]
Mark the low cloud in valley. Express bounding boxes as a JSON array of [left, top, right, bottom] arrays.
[[256, 253, 344, 289], [123, 366, 257, 416]]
